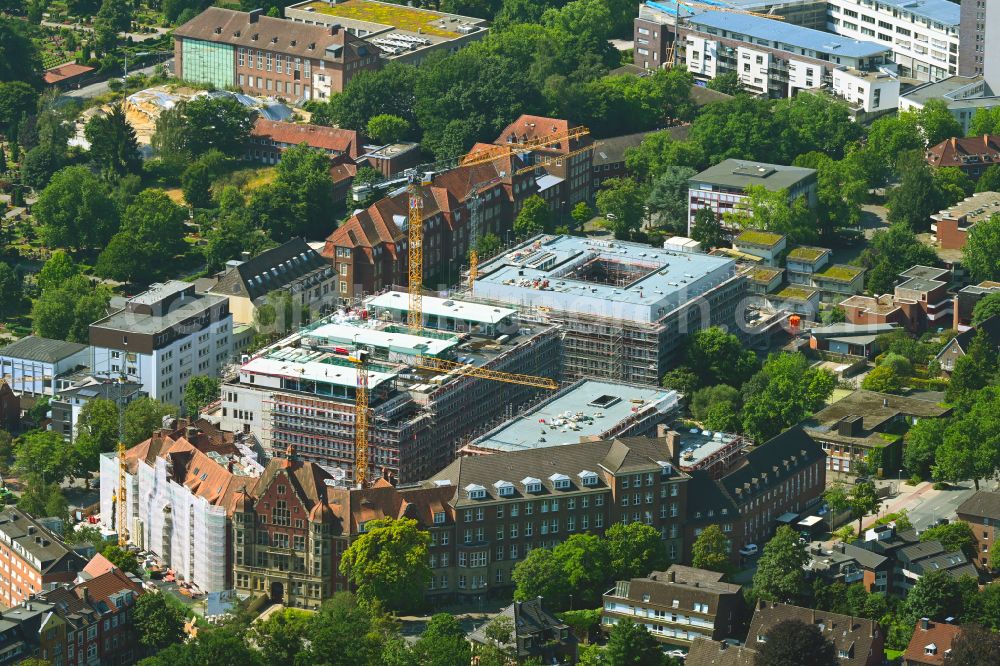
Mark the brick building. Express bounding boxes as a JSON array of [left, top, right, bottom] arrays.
[[747, 601, 884, 666], [925, 134, 1000, 179], [247, 118, 359, 164], [956, 490, 1000, 569], [0, 508, 86, 608], [601, 565, 746, 648], [840, 266, 952, 334], [173, 8, 380, 102], [903, 618, 961, 666], [931, 191, 1000, 250]]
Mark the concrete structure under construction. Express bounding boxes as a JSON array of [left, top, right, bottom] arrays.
[[220, 292, 560, 483], [466, 235, 747, 386], [464, 380, 681, 454]]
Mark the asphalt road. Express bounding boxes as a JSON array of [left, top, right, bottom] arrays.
[[62, 59, 174, 100], [862, 479, 987, 533]]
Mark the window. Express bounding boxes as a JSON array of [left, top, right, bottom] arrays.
[[434, 512, 445, 524]]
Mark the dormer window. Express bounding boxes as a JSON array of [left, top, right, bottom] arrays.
[[549, 473, 570, 490], [494, 480, 515, 497], [657, 460, 673, 477], [465, 484, 487, 500], [522, 477, 542, 493], [579, 470, 598, 486], [925, 644, 937, 656], [433, 511, 445, 524]]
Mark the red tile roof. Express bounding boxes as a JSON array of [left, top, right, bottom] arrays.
[[77, 567, 143, 610], [495, 115, 574, 153], [82, 553, 116, 578], [926, 135, 1000, 169], [43, 62, 94, 84], [252, 118, 359, 158], [902, 620, 960, 665]]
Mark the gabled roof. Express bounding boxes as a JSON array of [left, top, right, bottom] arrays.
[[209, 238, 329, 301], [468, 597, 571, 654], [747, 601, 881, 666], [251, 118, 359, 158], [926, 134, 1000, 169], [902, 620, 960, 666], [76, 567, 142, 613], [0, 336, 87, 363], [718, 425, 823, 503], [686, 637, 757, 666], [957, 490, 1000, 520], [950, 315, 1000, 353]]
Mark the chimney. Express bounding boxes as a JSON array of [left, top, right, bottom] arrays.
[[248, 8, 262, 23], [330, 23, 341, 35], [81, 587, 89, 603], [920, 617, 930, 631], [883, 398, 889, 407], [951, 137, 957, 149], [536, 595, 543, 607], [668, 570, 676, 583], [666, 431, 682, 464]]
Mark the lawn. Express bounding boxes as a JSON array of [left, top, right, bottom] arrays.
[[885, 648, 904, 661], [301, 0, 460, 37]]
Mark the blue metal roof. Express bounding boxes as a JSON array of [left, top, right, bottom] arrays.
[[689, 11, 891, 59], [875, 0, 959, 27]]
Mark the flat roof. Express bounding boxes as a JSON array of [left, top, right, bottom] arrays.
[[932, 192, 1000, 227], [673, 428, 743, 467], [93, 292, 228, 335], [691, 158, 816, 192], [366, 291, 517, 326], [787, 246, 831, 262], [0, 336, 87, 363], [875, 0, 959, 26], [470, 380, 680, 453], [290, 0, 485, 39], [902, 75, 999, 106], [243, 352, 398, 391], [306, 321, 458, 357], [472, 235, 737, 323], [735, 230, 786, 247]]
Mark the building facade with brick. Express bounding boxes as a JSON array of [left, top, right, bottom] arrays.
[[247, 118, 360, 164], [956, 490, 1000, 569], [840, 266, 953, 334], [0, 508, 86, 608], [173, 8, 381, 102], [601, 565, 746, 648], [747, 601, 885, 666], [926, 134, 1000, 179]]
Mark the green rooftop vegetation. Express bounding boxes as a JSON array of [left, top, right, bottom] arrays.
[[750, 268, 781, 283], [735, 230, 785, 247], [776, 286, 817, 301], [301, 0, 459, 38], [787, 246, 829, 263], [816, 265, 864, 282]]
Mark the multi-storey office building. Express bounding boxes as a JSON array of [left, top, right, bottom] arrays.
[[90, 281, 233, 408], [220, 292, 561, 483], [173, 8, 380, 101], [0, 337, 89, 397], [682, 12, 895, 97], [0, 508, 86, 608], [601, 565, 746, 647], [826, 0, 959, 81], [50, 377, 144, 442], [467, 235, 748, 386]]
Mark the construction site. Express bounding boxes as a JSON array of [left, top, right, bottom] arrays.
[[219, 291, 560, 484], [463, 379, 681, 455], [464, 235, 749, 386]]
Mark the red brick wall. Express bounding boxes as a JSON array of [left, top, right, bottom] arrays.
[[936, 219, 969, 250]]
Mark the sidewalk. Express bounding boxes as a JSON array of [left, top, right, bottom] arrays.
[[859, 481, 935, 532]]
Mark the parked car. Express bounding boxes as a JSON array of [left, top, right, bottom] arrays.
[[739, 544, 759, 557]]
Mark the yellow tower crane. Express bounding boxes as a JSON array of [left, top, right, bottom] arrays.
[[661, 0, 784, 68], [117, 441, 128, 547], [404, 126, 592, 327]]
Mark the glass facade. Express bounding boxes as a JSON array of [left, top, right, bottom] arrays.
[[181, 38, 234, 90]]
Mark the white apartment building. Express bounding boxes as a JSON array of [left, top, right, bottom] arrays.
[[899, 74, 1000, 133], [0, 337, 89, 397], [681, 12, 894, 98], [831, 66, 901, 113], [89, 281, 233, 409], [827, 0, 960, 81]]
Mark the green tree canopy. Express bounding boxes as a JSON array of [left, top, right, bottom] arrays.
[[919, 521, 977, 561], [604, 619, 665, 666], [645, 166, 697, 233], [596, 177, 646, 240], [35, 166, 119, 250], [904, 417, 948, 480], [887, 153, 946, 231], [857, 223, 939, 295], [134, 592, 187, 651], [752, 525, 809, 603], [690, 384, 741, 425], [972, 291, 1000, 326], [682, 326, 759, 390], [691, 524, 732, 574], [184, 375, 220, 418], [690, 207, 725, 250], [339, 517, 431, 613], [754, 619, 838, 666], [366, 114, 409, 144], [740, 353, 835, 443], [85, 104, 141, 177], [513, 195, 551, 237], [36, 251, 77, 292], [124, 397, 178, 446], [963, 213, 1000, 283], [934, 386, 1000, 489], [606, 522, 670, 581]]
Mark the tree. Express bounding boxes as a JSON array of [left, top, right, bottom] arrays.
[[0, 19, 42, 85], [858, 223, 939, 295], [793, 152, 866, 240], [691, 524, 732, 574], [514, 195, 551, 237], [570, 202, 593, 233], [512, 546, 564, 607], [625, 131, 704, 183], [183, 376, 220, 417], [411, 613, 472, 666], [339, 517, 430, 613], [181, 161, 213, 209], [707, 71, 742, 95], [754, 619, 838, 666], [904, 569, 964, 623], [690, 384, 741, 424], [752, 526, 808, 603], [36, 251, 78, 293], [661, 367, 699, 396], [849, 481, 881, 534], [975, 165, 1000, 193], [964, 213, 1000, 283], [96, 0, 132, 34], [134, 592, 186, 651], [124, 398, 178, 446], [85, 104, 141, 177], [690, 206, 725, 249], [366, 114, 409, 144], [934, 388, 1000, 489], [248, 608, 311, 665], [514, 535, 612, 610], [861, 363, 906, 394], [145, 628, 265, 666], [725, 185, 815, 244], [268, 143, 336, 240], [0, 81, 37, 137], [920, 522, 977, 561], [596, 177, 645, 240], [682, 327, 759, 390], [102, 544, 141, 575], [604, 619, 664, 666], [35, 166, 119, 250], [904, 417, 947, 480], [645, 166, 696, 233], [182, 96, 257, 158], [606, 522, 669, 581], [0, 262, 21, 318], [325, 62, 418, 132], [934, 167, 975, 206], [945, 624, 1000, 665], [945, 330, 999, 405], [475, 232, 502, 257], [972, 292, 1000, 325], [14, 430, 75, 486], [887, 154, 946, 231], [917, 99, 963, 146], [76, 397, 120, 463], [294, 592, 394, 666], [741, 353, 835, 443], [98, 189, 187, 282]]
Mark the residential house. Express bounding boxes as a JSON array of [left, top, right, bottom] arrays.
[[786, 246, 832, 284], [203, 239, 339, 326], [99, 419, 261, 593], [601, 565, 746, 648], [173, 8, 381, 101], [247, 118, 360, 165], [806, 541, 892, 593], [49, 376, 144, 442], [956, 490, 1000, 569], [90, 281, 233, 408], [953, 280, 1000, 328], [687, 159, 817, 235], [925, 135, 1000, 180], [935, 315, 1000, 373], [840, 265, 952, 333], [808, 323, 900, 358], [767, 285, 821, 317], [931, 191, 1000, 250], [0, 337, 89, 397], [684, 425, 827, 564], [746, 601, 884, 666], [812, 265, 866, 304], [685, 637, 758, 666], [802, 389, 952, 477], [732, 231, 787, 267], [903, 618, 961, 666], [0, 508, 87, 608], [468, 597, 577, 664], [858, 525, 977, 594], [747, 267, 783, 296]]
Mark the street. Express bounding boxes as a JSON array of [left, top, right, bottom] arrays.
[[62, 59, 174, 100], [862, 479, 987, 533]]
